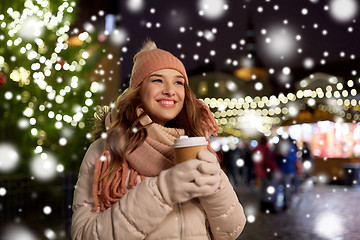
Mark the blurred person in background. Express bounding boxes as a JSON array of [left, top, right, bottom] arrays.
[[241, 140, 255, 188], [222, 143, 241, 189], [275, 136, 299, 208], [301, 141, 314, 179], [253, 136, 280, 188]]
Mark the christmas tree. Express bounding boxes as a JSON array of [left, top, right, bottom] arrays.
[[0, 0, 104, 179]]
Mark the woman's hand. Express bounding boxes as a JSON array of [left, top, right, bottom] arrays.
[[157, 154, 220, 205], [195, 150, 221, 195]]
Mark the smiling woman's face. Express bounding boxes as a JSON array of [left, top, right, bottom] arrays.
[[140, 68, 185, 126]]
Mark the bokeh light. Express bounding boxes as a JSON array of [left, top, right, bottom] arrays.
[[314, 211, 344, 239], [44, 228, 56, 240], [126, 0, 144, 13], [109, 28, 128, 46], [1, 224, 37, 240], [197, 0, 228, 20], [247, 214, 256, 223], [18, 16, 44, 40], [329, 0, 358, 23], [261, 25, 298, 61], [30, 153, 58, 181], [236, 158, 245, 167], [0, 187, 6, 196], [0, 143, 19, 173]]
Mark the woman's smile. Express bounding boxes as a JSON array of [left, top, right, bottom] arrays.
[[157, 98, 177, 107]]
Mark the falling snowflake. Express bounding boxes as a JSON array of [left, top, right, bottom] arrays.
[[0, 143, 19, 172], [329, 0, 358, 23], [30, 153, 58, 181], [197, 0, 228, 20]]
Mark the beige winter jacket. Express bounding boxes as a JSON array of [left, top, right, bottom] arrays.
[[71, 138, 246, 240]]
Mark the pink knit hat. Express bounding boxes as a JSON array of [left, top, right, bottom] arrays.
[[129, 41, 188, 87], [126, 40, 219, 136]]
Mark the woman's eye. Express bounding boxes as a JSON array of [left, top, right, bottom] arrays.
[[175, 80, 184, 85], [152, 79, 162, 83]]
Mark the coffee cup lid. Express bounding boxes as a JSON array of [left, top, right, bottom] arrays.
[[173, 136, 208, 148]]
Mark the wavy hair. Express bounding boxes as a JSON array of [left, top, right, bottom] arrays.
[[91, 81, 207, 178]]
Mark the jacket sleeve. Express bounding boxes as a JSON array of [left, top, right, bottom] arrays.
[[198, 170, 246, 240], [71, 139, 173, 240]]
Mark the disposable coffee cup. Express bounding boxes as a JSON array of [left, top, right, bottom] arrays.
[[173, 136, 208, 163]]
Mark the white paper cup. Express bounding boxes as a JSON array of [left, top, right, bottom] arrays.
[[173, 136, 208, 163]]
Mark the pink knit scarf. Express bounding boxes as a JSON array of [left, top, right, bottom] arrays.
[[92, 115, 185, 211]]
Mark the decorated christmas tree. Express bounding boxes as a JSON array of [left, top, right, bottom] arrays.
[[0, 0, 104, 179]]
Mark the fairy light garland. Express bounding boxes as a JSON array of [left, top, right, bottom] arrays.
[[201, 77, 360, 137]]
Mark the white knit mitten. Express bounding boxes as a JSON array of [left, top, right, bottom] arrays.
[[158, 158, 220, 205], [195, 150, 221, 194]]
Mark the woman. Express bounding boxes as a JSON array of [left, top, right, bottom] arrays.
[[71, 40, 246, 239]]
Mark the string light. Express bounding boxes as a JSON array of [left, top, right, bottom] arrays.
[[201, 75, 360, 137]]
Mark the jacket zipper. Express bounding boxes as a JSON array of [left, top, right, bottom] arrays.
[[177, 203, 184, 240]]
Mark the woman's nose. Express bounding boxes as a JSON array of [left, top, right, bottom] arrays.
[[162, 83, 175, 96]]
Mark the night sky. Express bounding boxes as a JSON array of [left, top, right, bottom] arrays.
[[83, 0, 360, 90]]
